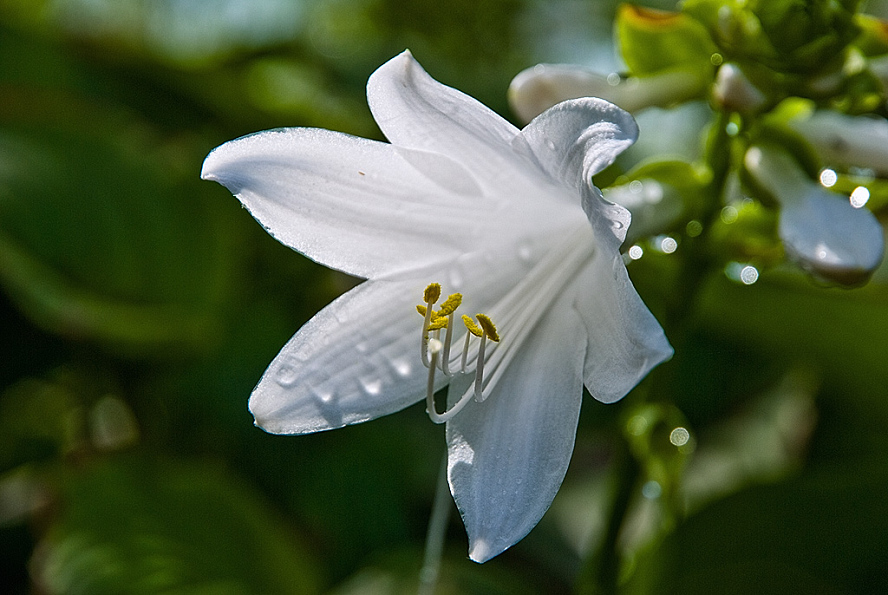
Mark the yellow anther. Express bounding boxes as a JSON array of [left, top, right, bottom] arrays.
[[438, 293, 463, 316], [462, 314, 483, 337], [475, 314, 500, 342], [416, 304, 428, 317], [428, 316, 449, 331], [423, 283, 442, 304]]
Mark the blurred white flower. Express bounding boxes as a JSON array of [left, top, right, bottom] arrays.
[[202, 51, 671, 562], [509, 63, 707, 123], [745, 144, 884, 284], [712, 63, 767, 113], [788, 109, 888, 176]]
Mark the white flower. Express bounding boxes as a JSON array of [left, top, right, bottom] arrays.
[[201, 51, 672, 562], [745, 144, 884, 284], [509, 63, 707, 124]]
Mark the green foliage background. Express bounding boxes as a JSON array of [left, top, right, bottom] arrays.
[[1, 0, 887, 593]]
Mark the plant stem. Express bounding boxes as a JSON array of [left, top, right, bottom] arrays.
[[418, 455, 452, 595]]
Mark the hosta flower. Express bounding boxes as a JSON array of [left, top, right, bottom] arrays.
[[201, 51, 672, 562], [745, 144, 884, 285]]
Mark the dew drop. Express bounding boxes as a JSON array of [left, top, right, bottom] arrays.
[[546, 139, 556, 151], [669, 427, 690, 446], [739, 265, 759, 285], [720, 205, 739, 224], [392, 358, 412, 377], [360, 377, 383, 396], [850, 186, 870, 208], [642, 480, 662, 500], [518, 240, 533, 263], [275, 363, 299, 387], [659, 236, 678, 254], [448, 268, 463, 289], [313, 389, 334, 403]]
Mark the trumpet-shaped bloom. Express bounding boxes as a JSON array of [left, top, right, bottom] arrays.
[[201, 51, 672, 562]]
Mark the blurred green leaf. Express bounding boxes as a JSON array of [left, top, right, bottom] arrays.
[[0, 127, 240, 356], [616, 4, 718, 77], [628, 462, 888, 594], [33, 456, 321, 595]]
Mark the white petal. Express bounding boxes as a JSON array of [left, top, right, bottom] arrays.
[[573, 243, 673, 404], [603, 179, 684, 245], [516, 97, 638, 192], [367, 51, 534, 196], [446, 291, 586, 563], [201, 127, 485, 279], [249, 279, 433, 434]]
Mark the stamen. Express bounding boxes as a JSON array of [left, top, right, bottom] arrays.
[[419, 283, 442, 367], [424, 283, 442, 304], [475, 314, 500, 342], [462, 313, 501, 403], [417, 283, 503, 421]]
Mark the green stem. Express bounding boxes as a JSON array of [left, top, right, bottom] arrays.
[[575, 436, 640, 595], [576, 110, 736, 595], [418, 455, 452, 595]]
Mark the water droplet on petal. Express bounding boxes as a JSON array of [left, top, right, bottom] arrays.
[[546, 140, 556, 151], [360, 377, 383, 396], [275, 361, 299, 387], [313, 389, 334, 403], [448, 268, 463, 289], [392, 358, 412, 377], [518, 240, 533, 263]]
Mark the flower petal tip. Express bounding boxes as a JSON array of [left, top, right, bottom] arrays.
[[468, 539, 498, 564]]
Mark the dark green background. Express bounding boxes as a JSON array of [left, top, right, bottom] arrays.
[[1, 1, 886, 593]]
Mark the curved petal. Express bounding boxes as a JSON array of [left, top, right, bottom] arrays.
[[516, 97, 638, 192], [446, 291, 586, 562], [249, 279, 434, 434], [573, 246, 672, 404], [367, 51, 536, 196], [201, 127, 486, 279]]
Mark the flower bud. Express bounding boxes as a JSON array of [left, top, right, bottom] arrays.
[[509, 64, 706, 124], [712, 63, 768, 113], [744, 144, 884, 285], [788, 109, 888, 176]]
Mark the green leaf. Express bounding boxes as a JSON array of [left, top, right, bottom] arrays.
[[0, 127, 240, 357], [34, 456, 321, 595], [629, 463, 888, 594], [616, 4, 718, 77]]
